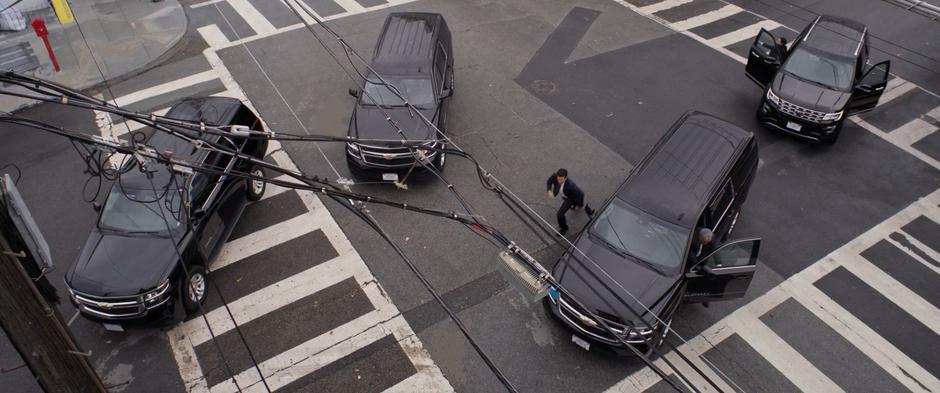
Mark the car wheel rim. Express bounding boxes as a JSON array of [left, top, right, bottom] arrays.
[[188, 273, 205, 303], [251, 169, 264, 194], [438, 151, 445, 167]]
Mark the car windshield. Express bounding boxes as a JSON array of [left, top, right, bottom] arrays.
[[782, 47, 854, 91], [99, 186, 184, 234], [590, 199, 687, 270], [361, 77, 434, 108]]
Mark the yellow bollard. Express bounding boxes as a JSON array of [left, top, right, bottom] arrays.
[[50, 0, 75, 25]]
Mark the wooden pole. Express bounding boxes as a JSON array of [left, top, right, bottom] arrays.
[[0, 225, 106, 392]]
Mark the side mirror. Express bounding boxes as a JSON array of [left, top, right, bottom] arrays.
[[441, 88, 452, 98], [348, 87, 361, 98], [191, 209, 207, 221], [92, 202, 102, 212]]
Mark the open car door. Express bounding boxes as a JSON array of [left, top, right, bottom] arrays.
[[683, 238, 761, 303], [745, 29, 782, 88], [846, 61, 890, 116]]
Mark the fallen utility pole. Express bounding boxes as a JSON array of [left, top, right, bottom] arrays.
[[0, 175, 105, 393]]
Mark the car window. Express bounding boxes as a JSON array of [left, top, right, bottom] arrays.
[[782, 47, 855, 90], [361, 77, 435, 108], [190, 173, 213, 207], [99, 186, 184, 233], [435, 43, 446, 91], [589, 199, 687, 270]]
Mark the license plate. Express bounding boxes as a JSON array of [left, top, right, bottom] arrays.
[[102, 323, 124, 332], [382, 173, 399, 182], [786, 121, 802, 132], [571, 335, 590, 351]]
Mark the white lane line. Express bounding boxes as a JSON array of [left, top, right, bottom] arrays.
[[670, 4, 741, 31], [877, 78, 917, 106], [889, 230, 940, 276], [179, 252, 365, 346], [730, 312, 844, 393], [257, 174, 295, 202], [927, 106, 940, 122], [384, 332, 454, 393], [190, 0, 225, 8], [854, 118, 940, 172], [885, 118, 938, 146], [708, 19, 780, 48], [212, 210, 331, 272], [112, 71, 217, 107], [787, 279, 940, 393], [333, 0, 366, 13], [639, 0, 694, 14], [210, 307, 401, 393], [227, 0, 277, 36], [842, 251, 940, 337]]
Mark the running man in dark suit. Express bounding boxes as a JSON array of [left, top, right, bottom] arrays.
[[546, 168, 595, 235]]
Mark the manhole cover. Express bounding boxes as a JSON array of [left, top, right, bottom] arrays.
[[529, 79, 558, 97]]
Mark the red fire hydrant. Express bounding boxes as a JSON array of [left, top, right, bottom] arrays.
[[31, 19, 60, 72]]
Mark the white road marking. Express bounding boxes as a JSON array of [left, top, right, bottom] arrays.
[[333, 0, 366, 13], [927, 106, 940, 122], [889, 229, 940, 276], [212, 210, 333, 272], [670, 4, 741, 31], [639, 0, 695, 14], [855, 118, 940, 172], [190, 0, 225, 8], [885, 118, 938, 146], [878, 77, 917, 106], [112, 71, 216, 107], [226, 0, 277, 36], [707, 19, 780, 48]]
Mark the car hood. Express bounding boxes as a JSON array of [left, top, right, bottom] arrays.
[[66, 229, 180, 297], [553, 234, 680, 327], [351, 105, 436, 141], [773, 72, 850, 113]]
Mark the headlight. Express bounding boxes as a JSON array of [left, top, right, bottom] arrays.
[[821, 110, 843, 122], [346, 142, 360, 152], [143, 279, 171, 305], [766, 88, 781, 106]]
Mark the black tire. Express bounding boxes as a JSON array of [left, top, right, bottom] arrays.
[[182, 265, 208, 313], [246, 166, 266, 201], [434, 144, 446, 171]]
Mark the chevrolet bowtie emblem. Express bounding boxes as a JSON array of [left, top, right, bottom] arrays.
[[382, 153, 394, 160], [98, 302, 112, 310]]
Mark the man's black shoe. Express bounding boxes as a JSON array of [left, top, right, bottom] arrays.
[[558, 227, 568, 236]]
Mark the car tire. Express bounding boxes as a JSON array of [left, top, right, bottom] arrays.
[[182, 265, 208, 313], [246, 166, 266, 201], [434, 144, 446, 171]]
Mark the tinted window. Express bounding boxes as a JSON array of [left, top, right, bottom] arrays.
[[590, 199, 687, 270], [361, 77, 435, 108], [782, 47, 855, 90], [99, 186, 184, 233]]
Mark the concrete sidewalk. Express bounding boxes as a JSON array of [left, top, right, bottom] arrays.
[[0, 0, 187, 112]]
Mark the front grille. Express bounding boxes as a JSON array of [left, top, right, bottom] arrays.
[[72, 291, 145, 319], [777, 99, 827, 123], [359, 144, 418, 168], [557, 296, 656, 345]]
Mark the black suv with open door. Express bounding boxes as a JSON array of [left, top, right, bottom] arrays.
[[545, 111, 760, 355], [65, 97, 268, 326], [746, 15, 890, 143], [346, 12, 454, 182]]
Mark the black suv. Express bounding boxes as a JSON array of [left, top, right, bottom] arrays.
[[545, 112, 761, 355], [346, 12, 454, 181], [746, 15, 890, 143], [65, 97, 268, 325]]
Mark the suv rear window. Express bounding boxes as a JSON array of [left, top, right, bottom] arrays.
[[782, 47, 854, 90]]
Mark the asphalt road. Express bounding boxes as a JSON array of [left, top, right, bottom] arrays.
[[2, 0, 939, 392]]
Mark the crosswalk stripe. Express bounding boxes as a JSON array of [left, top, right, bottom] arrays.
[[843, 251, 940, 337], [227, 0, 277, 36], [257, 174, 295, 202], [209, 308, 402, 393], [786, 278, 940, 393], [212, 210, 332, 271], [888, 229, 940, 276], [112, 71, 217, 107], [885, 118, 938, 146], [181, 252, 366, 346], [730, 311, 845, 393], [639, 0, 694, 14], [332, 0, 366, 13], [854, 118, 940, 172], [707, 19, 780, 48], [877, 78, 917, 106], [669, 5, 741, 31]]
